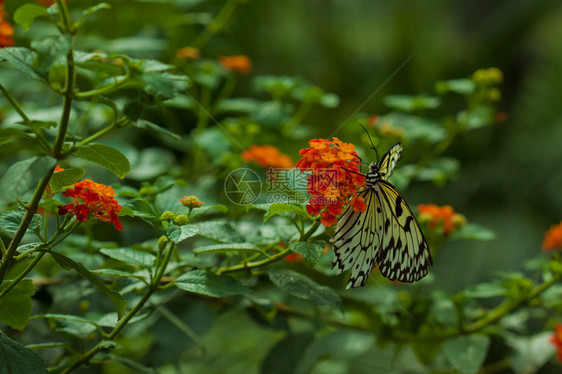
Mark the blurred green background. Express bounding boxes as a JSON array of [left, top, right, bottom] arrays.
[[3, 0, 562, 372]]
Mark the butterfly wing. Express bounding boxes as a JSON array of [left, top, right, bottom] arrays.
[[378, 143, 403, 181], [374, 180, 432, 282], [332, 188, 383, 288]]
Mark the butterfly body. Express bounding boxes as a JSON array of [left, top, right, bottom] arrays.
[[332, 143, 432, 288]]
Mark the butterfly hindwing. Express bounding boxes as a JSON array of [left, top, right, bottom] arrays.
[[375, 181, 432, 283], [332, 189, 382, 288], [378, 143, 402, 181]]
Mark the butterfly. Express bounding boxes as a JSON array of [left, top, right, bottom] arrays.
[[331, 143, 432, 288]]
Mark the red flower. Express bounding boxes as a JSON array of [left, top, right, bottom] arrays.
[[58, 180, 123, 231], [417, 204, 465, 236], [543, 222, 562, 252], [296, 138, 366, 227], [551, 324, 562, 362], [0, 4, 14, 48]]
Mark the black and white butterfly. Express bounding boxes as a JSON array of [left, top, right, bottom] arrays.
[[331, 143, 432, 288]]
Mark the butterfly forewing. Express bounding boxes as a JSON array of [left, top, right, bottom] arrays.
[[331, 142, 432, 288]]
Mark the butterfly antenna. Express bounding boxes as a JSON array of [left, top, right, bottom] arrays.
[[359, 124, 380, 164]]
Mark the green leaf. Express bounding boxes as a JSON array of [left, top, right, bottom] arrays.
[[320, 93, 340, 108], [194, 243, 260, 254], [0, 156, 57, 202], [166, 224, 199, 244], [435, 79, 476, 96], [134, 119, 181, 140], [124, 198, 159, 223], [458, 106, 496, 130], [48, 252, 127, 319], [268, 269, 341, 309], [195, 220, 243, 243], [264, 203, 309, 223], [140, 73, 190, 99], [0, 330, 48, 373], [100, 247, 156, 268], [507, 332, 554, 374], [31, 35, 72, 75], [464, 282, 505, 298], [288, 241, 324, 266], [74, 143, 130, 178], [443, 335, 490, 374], [75, 3, 110, 29], [90, 268, 149, 281], [174, 270, 250, 297], [17, 120, 57, 130], [451, 223, 496, 241], [0, 210, 42, 236], [189, 204, 228, 220], [0, 280, 35, 330], [214, 98, 259, 114], [378, 112, 447, 143], [0, 128, 28, 145], [0, 47, 42, 80], [383, 95, 441, 112], [13, 4, 49, 30], [49, 168, 85, 193]]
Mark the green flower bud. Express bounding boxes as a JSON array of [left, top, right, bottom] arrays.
[[160, 211, 176, 221], [174, 214, 190, 226]]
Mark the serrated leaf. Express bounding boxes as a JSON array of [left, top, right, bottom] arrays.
[[195, 220, 243, 243], [288, 241, 324, 266], [189, 204, 228, 220], [166, 224, 199, 244], [75, 3, 110, 28], [194, 243, 260, 254], [264, 203, 308, 223], [174, 270, 250, 297], [268, 269, 341, 309], [74, 143, 130, 178], [49, 168, 85, 193], [443, 335, 490, 374], [13, 4, 49, 30], [100, 247, 156, 268], [0, 47, 43, 80], [124, 198, 159, 221], [0, 210, 42, 236], [0, 156, 57, 202], [134, 119, 181, 140], [48, 251, 127, 319], [0, 279, 35, 330], [0, 330, 48, 373]]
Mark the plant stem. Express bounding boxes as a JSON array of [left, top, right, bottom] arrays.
[[300, 220, 320, 241], [217, 248, 291, 274], [0, 167, 56, 285], [190, 0, 242, 49], [59, 242, 177, 374], [0, 252, 46, 298], [0, 83, 31, 122]]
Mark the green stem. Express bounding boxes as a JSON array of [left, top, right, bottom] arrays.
[[300, 220, 321, 241], [216, 74, 237, 103], [75, 75, 130, 99], [195, 85, 212, 132], [217, 248, 291, 274], [59, 243, 177, 374], [0, 167, 56, 286], [190, 0, 242, 49], [0, 252, 46, 298], [0, 83, 31, 122]]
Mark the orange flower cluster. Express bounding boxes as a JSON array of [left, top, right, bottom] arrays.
[[219, 55, 252, 74], [180, 195, 204, 208], [551, 324, 562, 362], [296, 138, 366, 227], [0, 2, 14, 48], [58, 180, 123, 231], [176, 46, 200, 60], [242, 145, 293, 169], [417, 204, 465, 236], [543, 222, 562, 252]]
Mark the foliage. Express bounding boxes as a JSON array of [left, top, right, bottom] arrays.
[[0, 1, 561, 373]]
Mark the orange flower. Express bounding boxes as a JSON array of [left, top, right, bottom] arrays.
[[176, 47, 200, 60], [296, 138, 366, 227], [551, 324, 562, 362], [417, 204, 465, 236], [219, 55, 252, 74], [58, 180, 122, 231], [0, 4, 14, 48], [242, 145, 293, 169], [180, 195, 204, 208], [543, 222, 562, 252]]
